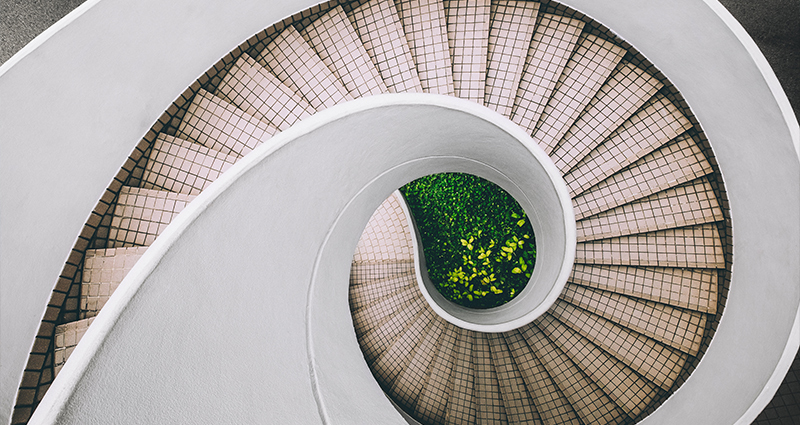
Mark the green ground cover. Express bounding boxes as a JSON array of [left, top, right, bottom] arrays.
[[400, 173, 536, 309]]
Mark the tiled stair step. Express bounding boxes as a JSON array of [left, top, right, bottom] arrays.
[[106, 187, 196, 248], [510, 12, 584, 135], [443, 0, 490, 102], [300, 5, 387, 99], [353, 192, 415, 263], [536, 314, 659, 418], [550, 60, 663, 174], [349, 260, 415, 286], [349, 271, 417, 311], [345, 0, 423, 93], [390, 315, 448, 411], [473, 332, 510, 423], [560, 283, 706, 355], [53, 317, 95, 377], [503, 329, 582, 425], [177, 88, 278, 157], [572, 133, 713, 220], [80, 246, 148, 319], [564, 92, 694, 197], [255, 26, 352, 110], [483, 0, 540, 116], [373, 307, 438, 391], [351, 284, 421, 337], [357, 296, 426, 363], [141, 134, 238, 196], [548, 299, 686, 390], [521, 323, 628, 425], [395, 0, 455, 95], [569, 264, 719, 314], [488, 332, 544, 424], [445, 327, 478, 424], [413, 323, 459, 424], [215, 55, 314, 130], [574, 223, 725, 268], [532, 31, 626, 155], [575, 176, 723, 242]]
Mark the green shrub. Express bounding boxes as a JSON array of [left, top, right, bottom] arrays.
[[400, 173, 536, 309]]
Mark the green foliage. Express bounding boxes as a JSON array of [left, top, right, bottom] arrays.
[[400, 173, 537, 309]]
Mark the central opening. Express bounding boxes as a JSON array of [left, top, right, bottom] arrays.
[[400, 172, 537, 309]]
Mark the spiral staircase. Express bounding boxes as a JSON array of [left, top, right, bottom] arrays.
[[1, 0, 797, 424]]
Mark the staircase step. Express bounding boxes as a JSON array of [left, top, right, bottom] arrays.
[[572, 133, 713, 220], [551, 61, 663, 173], [80, 247, 148, 319], [353, 192, 414, 263], [569, 264, 719, 314], [576, 177, 723, 241], [396, 0, 455, 95], [510, 13, 584, 135], [358, 296, 426, 363], [537, 314, 659, 418], [255, 26, 352, 110], [414, 323, 459, 424], [215, 55, 314, 130], [503, 328, 581, 425], [346, 0, 424, 93], [141, 134, 238, 196], [349, 260, 415, 286], [349, 272, 417, 312], [561, 283, 706, 355], [107, 187, 196, 248], [373, 308, 438, 392], [549, 299, 687, 389], [532, 32, 626, 154], [351, 284, 420, 337], [487, 332, 542, 424], [53, 317, 95, 377], [484, 0, 540, 116], [473, 332, 510, 423], [443, 0, 490, 102], [300, 6, 387, 98], [575, 223, 725, 268], [564, 92, 693, 197], [391, 315, 447, 410], [522, 323, 628, 425], [445, 327, 477, 424], [177, 89, 278, 157]]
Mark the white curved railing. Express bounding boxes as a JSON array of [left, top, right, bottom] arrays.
[[1, 0, 797, 423]]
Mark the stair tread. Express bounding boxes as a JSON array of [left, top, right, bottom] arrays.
[[445, 327, 477, 424], [569, 264, 719, 314], [565, 92, 693, 197], [522, 323, 628, 425], [537, 314, 659, 418], [473, 332, 510, 423], [353, 192, 415, 263], [487, 332, 543, 424], [349, 260, 415, 286], [216, 54, 314, 130], [503, 329, 581, 425], [396, 0, 455, 95], [444, 0, 490, 102], [572, 133, 713, 220], [142, 133, 238, 196], [346, 0, 424, 93], [551, 60, 663, 174], [177, 88, 278, 157], [53, 317, 96, 376], [484, 0, 540, 116], [576, 176, 723, 242], [358, 296, 426, 363], [301, 6, 388, 99], [373, 308, 438, 393], [256, 26, 352, 110], [81, 246, 149, 319], [511, 13, 585, 135], [349, 273, 417, 312], [575, 223, 725, 268], [107, 187, 196, 248], [351, 284, 420, 336], [391, 315, 448, 411], [414, 323, 459, 424], [549, 299, 687, 389], [561, 283, 706, 355], [532, 31, 626, 155]]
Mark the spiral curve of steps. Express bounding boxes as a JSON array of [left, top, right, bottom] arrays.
[[13, 0, 733, 423]]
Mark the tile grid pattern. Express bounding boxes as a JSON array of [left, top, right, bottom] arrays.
[[473, 332, 509, 423], [371, 308, 437, 393], [445, 328, 478, 423], [353, 192, 415, 262], [414, 324, 458, 424], [395, 0, 456, 95], [391, 316, 447, 411], [486, 332, 542, 424], [80, 247, 148, 319], [443, 0, 490, 102], [52, 318, 95, 377], [106, 187, 195, 248]]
